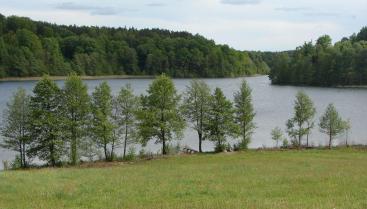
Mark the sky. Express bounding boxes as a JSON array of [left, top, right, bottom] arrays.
[[0, 0, 366, 51]]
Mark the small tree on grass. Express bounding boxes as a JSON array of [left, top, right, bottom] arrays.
[[136, 74, 185, 155], [233, 80, 256, 150], [271, 127, 283, 148], [342, 119, 351, 147], [29, 76, 64, 167], [182, 79, 211, 153], [91, 81, 114, 161], [286, 91, 316, 148], [62, 73, 91, 165], [206, 88, 236, 152], [114, 84, 139, 159], [0, 88, 31, 168], [319, 104, 345, 149]]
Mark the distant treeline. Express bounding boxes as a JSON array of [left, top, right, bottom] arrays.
[[267, 27, 367, 86], [0, 14, 269, 78]]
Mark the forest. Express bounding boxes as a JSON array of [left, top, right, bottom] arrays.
[[268, 27, 367, 86], [0, 14, 269, 78]]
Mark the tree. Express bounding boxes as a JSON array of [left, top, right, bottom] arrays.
[[28, 76, 64, 166], [206, 88, 236, 152], [233, 80, 256, 149], [319, 104, 345, 149], [136, 74, 185, 155], [114, 84, 139, 159], [91, 81, 114, 161], [182, 79, 211, 152], [342, 119, 351, 147], [271, 127, 283, 148], [0, 88, 31, 168], [62, 74, 91, 165], [286, 91, 316, 148]]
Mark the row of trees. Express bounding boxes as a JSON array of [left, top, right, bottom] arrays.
[[0, 74, 256, 168], [0, 14, 269, 78], [272, 92, 350, 149], [268, 27, 367, 86]]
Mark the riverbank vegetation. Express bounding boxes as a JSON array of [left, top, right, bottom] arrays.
[[268, 26, 367, 86], [1, 149, 367, 209], [1, 74, 352, 169], [0, 14, 269, 79]]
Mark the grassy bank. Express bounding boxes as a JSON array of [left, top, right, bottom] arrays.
[[1, 149, 367, 209]]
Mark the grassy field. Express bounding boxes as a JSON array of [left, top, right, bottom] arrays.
[[1, 149, 367, 209]]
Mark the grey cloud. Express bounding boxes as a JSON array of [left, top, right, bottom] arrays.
[[221, 0, 261, 5], [55, 2, 121, 16]]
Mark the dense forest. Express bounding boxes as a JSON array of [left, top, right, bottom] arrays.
[[268, 27, 367, 86], [0, 14, 269, 78]]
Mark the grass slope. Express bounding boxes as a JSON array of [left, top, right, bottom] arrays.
[[1, 149, 367, 209]]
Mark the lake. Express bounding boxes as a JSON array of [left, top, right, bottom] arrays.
[[1, 76, 367, 169]]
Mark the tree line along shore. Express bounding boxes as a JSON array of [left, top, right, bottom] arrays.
[[1, 74, 352, 170], [0, 14, 268, 79]]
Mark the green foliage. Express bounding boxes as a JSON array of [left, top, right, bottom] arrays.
[[113, 84, 139, 158], [319, 104, 346, 149], [286, 91, 316, 148], [182, 79, 211, 152], [233, 80, 256, 149], [136, 74, 185, 155], [0, 88, 31, 168], [62, 73, 91, 165], [271, 127, 283, 148], [269, 26, 367, 86], [0, 14, 268, 78], [91, 81, 114, 161], [28, 76, 64, 166], [206, 88, 236, 152]]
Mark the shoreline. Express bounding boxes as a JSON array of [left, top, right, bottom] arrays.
[[0, 74, 266, 82], [0, 75, 156, 82]]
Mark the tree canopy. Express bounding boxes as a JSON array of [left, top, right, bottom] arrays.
[[0, 14, 269, 78], [268, 27, 367, 86]]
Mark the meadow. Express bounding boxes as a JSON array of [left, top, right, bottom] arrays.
[[1, 148, 366, 209]]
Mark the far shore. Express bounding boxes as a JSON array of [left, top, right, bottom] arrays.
[[0, 74, 266, 82], [0, 75, 156, 82]]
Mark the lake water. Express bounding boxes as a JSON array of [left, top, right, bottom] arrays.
[[1, 76, 367, 169]]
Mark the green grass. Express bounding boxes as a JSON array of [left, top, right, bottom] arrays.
[[1, 149, 367, 209]]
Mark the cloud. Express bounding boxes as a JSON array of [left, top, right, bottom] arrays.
[[221, 0, 261, 5], [55, 2, 119, 16], [146, 3, 166, 7], [275, 7, 312, 12], [302, 12, 340, 18]]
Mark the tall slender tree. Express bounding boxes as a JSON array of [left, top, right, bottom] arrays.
[[0, 88, 31, 168], [319, 104, 345, 149], [182, 80, 211, 152], [136, 74, 185, 155], [62, 73, 90, 165], [29, 76, 64, 166], [233, 80, 256, 149], [91, 81, 114, 161], [286, 91, 316, 148], [206, 88, 236, 152], [114, 84, 139, 159]]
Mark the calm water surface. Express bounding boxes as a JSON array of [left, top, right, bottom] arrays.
[[1, 76, 367, 169]]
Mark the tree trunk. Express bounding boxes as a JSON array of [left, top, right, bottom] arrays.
[[123, 124, 128, 159], [198, 132, 202, 153], [71, 129, 77, 165], [162, 130, 166, 155], [104, 142, 108, 161], [298, 134, 301, 149], [19, 143, 23, 168], [329, 133, 332, 149]]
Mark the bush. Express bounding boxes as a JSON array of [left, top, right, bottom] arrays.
[[124, 147, 136, 161], [215, 143, 231, 153], [282, 139, 289, 148]]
